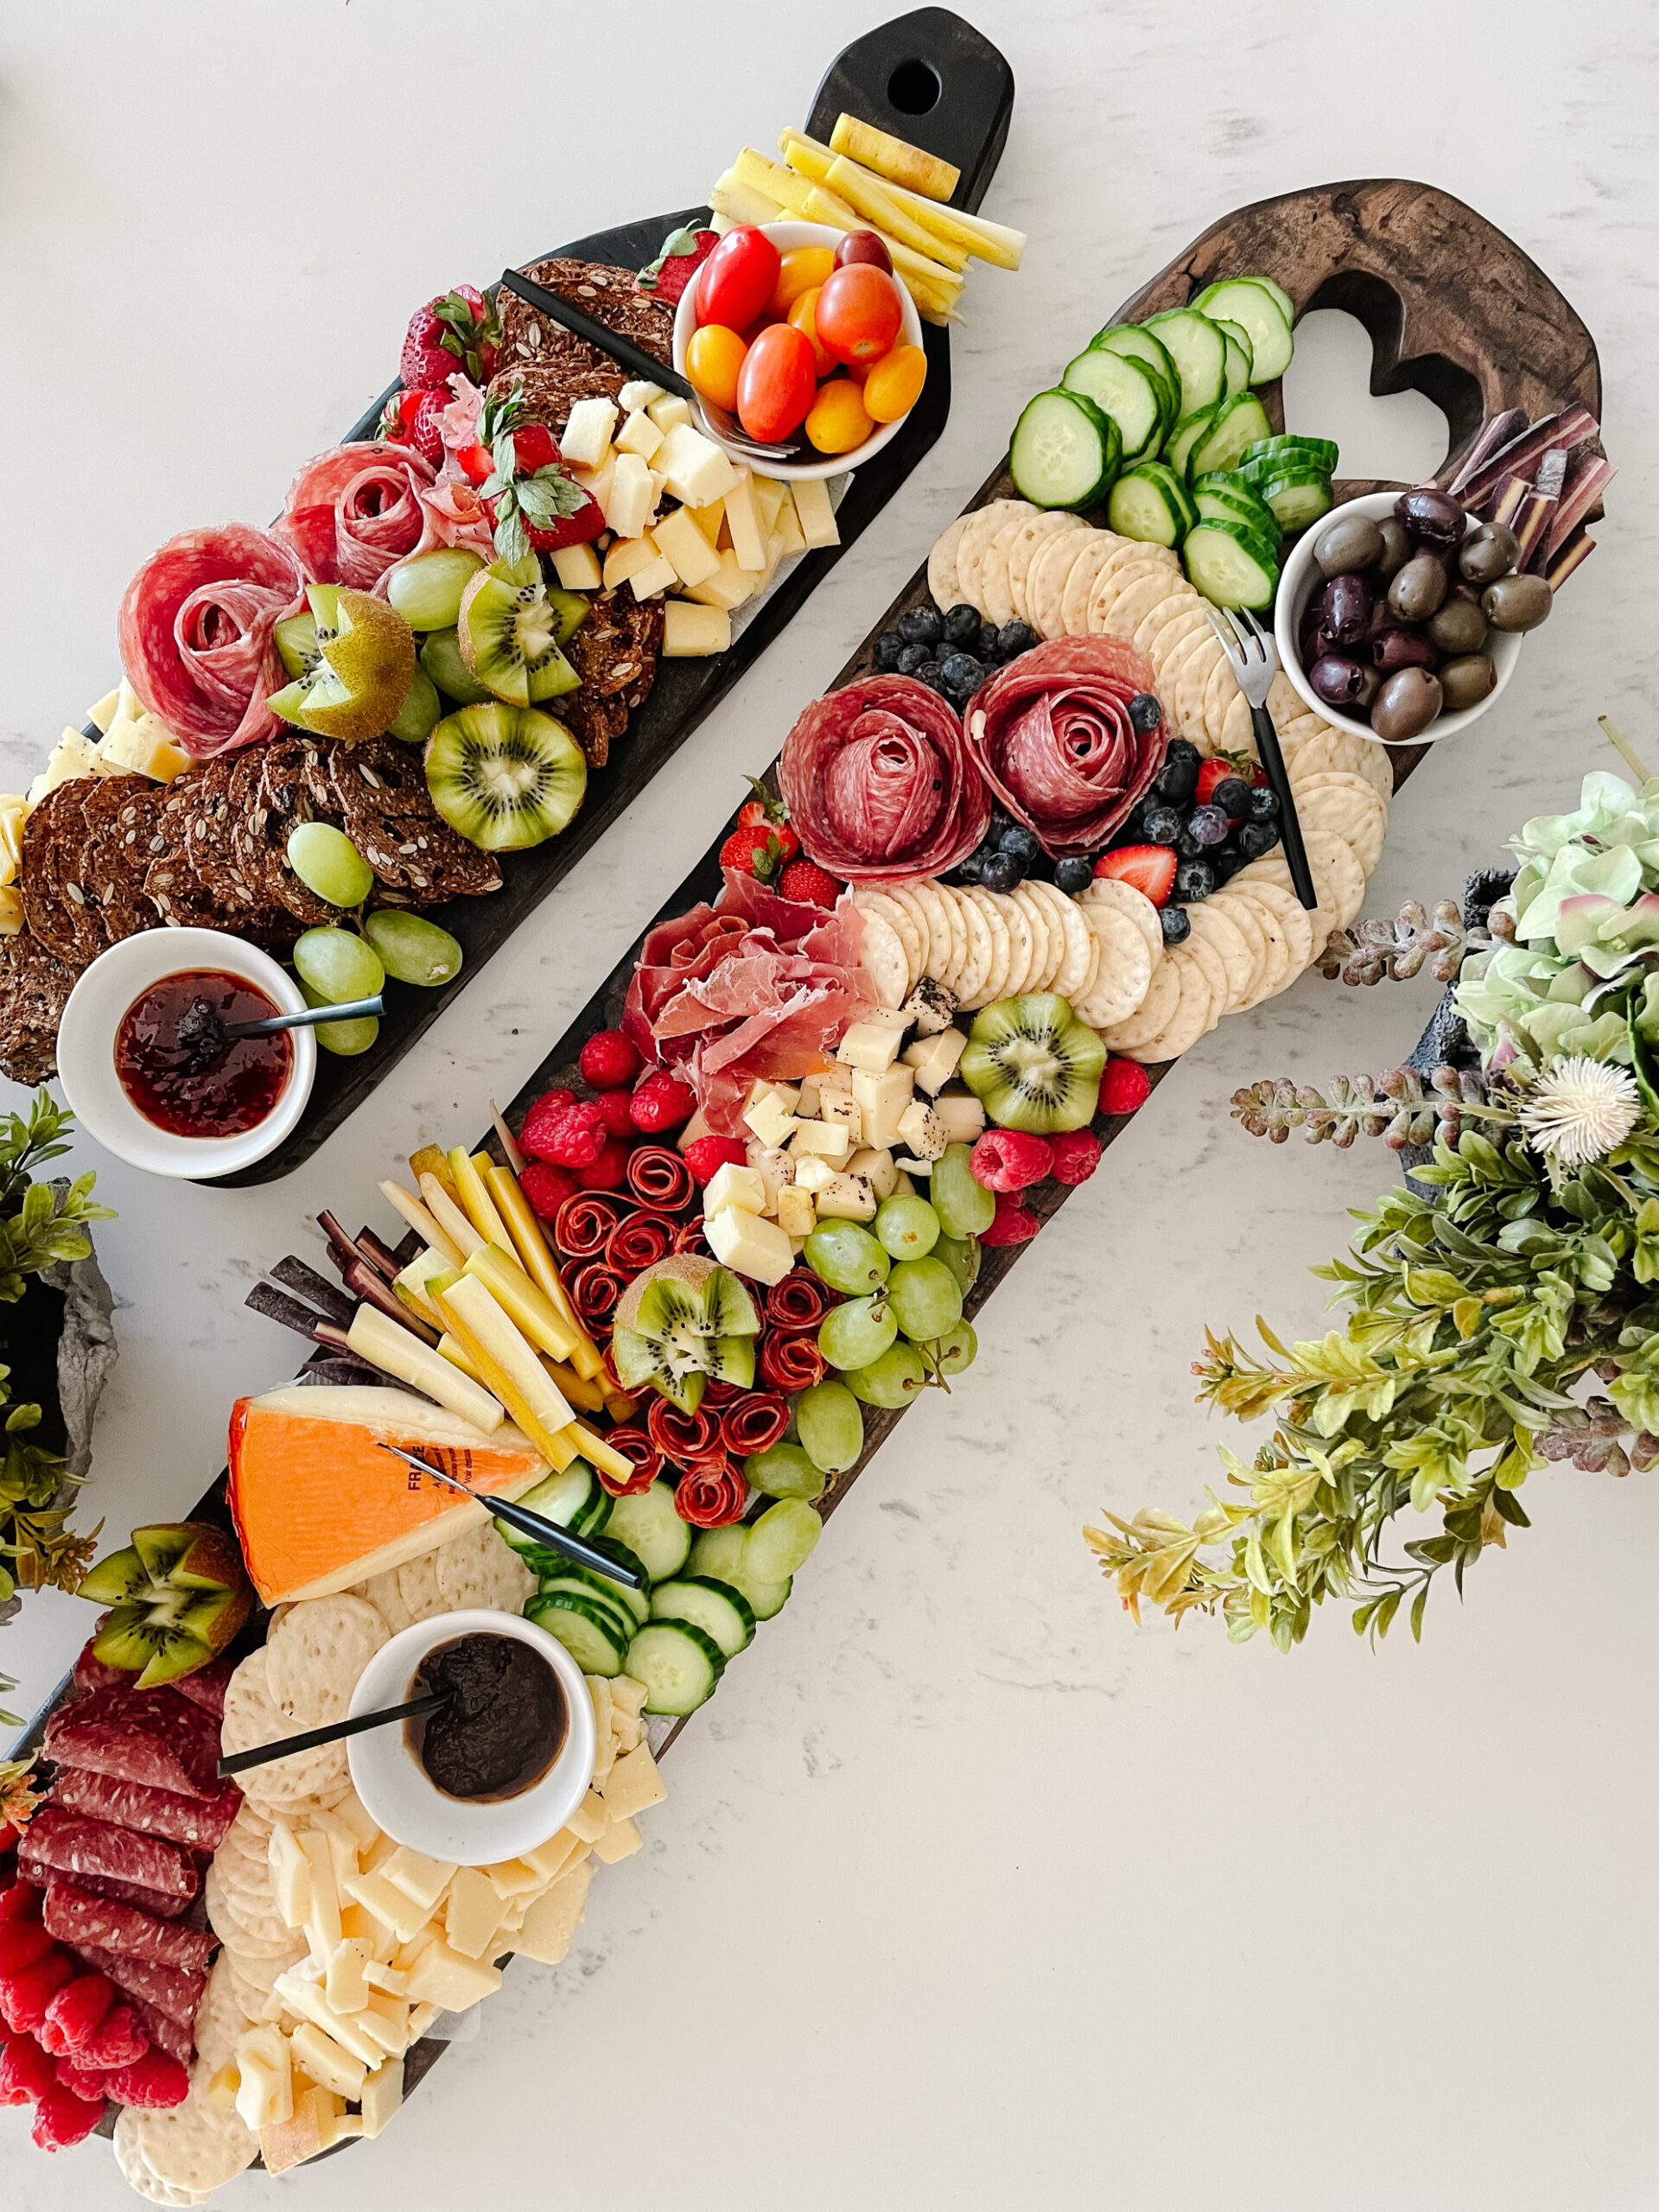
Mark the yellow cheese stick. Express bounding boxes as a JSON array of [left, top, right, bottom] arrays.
[[779, 127, 1023, 267], [461, 1243, 580, 1365], [544, 1357, 607, 1415], [418, 1174, 485, 1260], [710, 168, 784, 226], [448, 1147, 512, 1248], [436, 1331, 481, 1382], [823, 156, 970, 271], [829, 112, 961, 203], [378, 1180, 462, 1268], [734, 147, 859, 229], [432, 1276, 579, 1471], [484, 1163, 604, 1382], [564, 1420, 635, 1488]]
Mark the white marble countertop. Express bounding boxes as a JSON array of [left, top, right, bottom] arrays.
[[4, 3, 1658, 2204]]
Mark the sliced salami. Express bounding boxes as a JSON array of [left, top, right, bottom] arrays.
[[779, 675, 991, 883], [47, 1769, 239, 1855], [44, 1683, 225, 1801], [42, 1881, 218, 1974], [20, 1808, 198, 1904], [118, 523, 308, 759], [963, 637, 1166, 856], [276, 441, 438, 590]]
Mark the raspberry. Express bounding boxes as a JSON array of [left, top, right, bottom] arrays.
[[978, 1192, 1039, 1246], [578, 1028, 642, 1089], [1098, 1058, 1152, 1116], [0, 2029, 56, 2105], [0, 1878, 41, 1923], [518, 1089, 578, 1161], [531, 1099, 607, 1168], [593, 1090, 635, 1138], [1049, 1129, 1103, 1185], [630, 1070, 696, 1135], [682, 1135, 748, 1185], [78, 2002, 146, 2069], [779, 859, 844, 907], [0, 1918, 53, 1972], [518, 1161, 578, 1224], [969, 1128, 1054, 1192], [104, 2047, 189, 2109], [0, 1954, 73, 2031], [42, 1974, 112, 2056], [576, 1137, 631, 1192], [32, 2081, 106, 2149]]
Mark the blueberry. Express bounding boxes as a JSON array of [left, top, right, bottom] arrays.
[[987, 810, 1014, 847], [1054, 855, 1094, 894], [978, 622, 1002, 663], [1166, 739, 1201, 769], [1128, 692, 1163, 735], [1212, 777, 1255, 820], [1238, 820, 1281, 859], [954, 850, 984, 884], [894, 642, 931, 676], [1187, 804, 1230, 848], [873, 631, 905, 671], [997, 620, 1038, 660], [943, 603, 982, 647], [940, 652, 983, 701], [1154, 753, 1200, 804], [1142, 804, 1184, 847], [1160, 904, 1192, 945], [1118, 802, 1149, 842], [914, 660, 948, 695], [1175, 827, 1204, 859], [999, 824, 1041, 864], [1211, 847, 1246, 883], [1247, 786, 1281, 821], [899, 606, 944, 647], [1174, 859, 1216, 902], [979, 850, 1020, 893]]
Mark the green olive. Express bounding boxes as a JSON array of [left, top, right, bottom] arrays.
[[1387, 553, 1448, 623], [1481, 571, 1553, 632], [1370, 666, 1443, 743], [1459, 520, 1521, 586], [1373, 518, 1413, 581], [1438, 654, 1497, 714], [1428, 597, 1488, 655], [1313, 514, 1384, 579]]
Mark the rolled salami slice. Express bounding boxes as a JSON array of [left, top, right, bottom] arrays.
[[779, 675, 991, 883], [963, 637, 1166, 856], [276, 441, 438, 590], [118, 523, 308, 758]]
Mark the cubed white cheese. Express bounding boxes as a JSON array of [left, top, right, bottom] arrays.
[[902, 1027, 967, 1094], [647, 392, 692, 434], [933, 1090, 988, 1143], [359, 2058, 404, 2140], [743, 1089, 799, 1148], [601, 1743, 668, 1821], [323, 1938, 371, 2015], [605, 453, 656, 540], [601, 533, 661, 592], [744, 1143, 794, 1215], [559, 397, 618, 471], [268, 1821, 311, 1931], [683, 499, 726, 547], [776, 1183, 816, 1237], [811, 1172, 877, 1221], [770, 497, 807, 560], [722, 470, 768, 572], [619, 379, 664, 411], [380, 1847, 456, 1914], [513, 1861, 594, 1967], [663, 600, 732, 657], [627, 553, 677, 600], [847, 1146, 899, 1199], [682, 549, 760, 612], [703, 1205, 796, 1286], [702, 1162, 767, 1216], [404, 1942, 502, 2012], [614, 409, 665, 463], [787, 1119, 851, 1163], [791, 476, 841, 549], [289, 2021, 366, 2102], [751, 474, 789, 531], [836, 1021, 903, 1072], [896, 1097, 947, 1160], [551, 542, 603, 591], [594, 1815, 643, 1864], [851, 1065, 916, 1149], [444, 1866, 507, 1961], [791, 1154, 835, 1195], [655, 423, 739, 506], [820, 1091, 862, 1139], [651, 506, 721, 588]]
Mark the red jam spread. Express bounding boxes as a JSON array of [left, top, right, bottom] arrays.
[[115, 969, 292, 1139]]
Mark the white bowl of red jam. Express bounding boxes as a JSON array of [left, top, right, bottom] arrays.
[[57, 929, 315, 1178]]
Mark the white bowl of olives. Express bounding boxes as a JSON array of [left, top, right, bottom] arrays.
[[1275, 488, 1549, 747]]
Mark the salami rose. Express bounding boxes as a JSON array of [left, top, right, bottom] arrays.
[[552, 1192, 627, 1259], [277, 442, 439, 590], [779, 675, 991, 882], [118, 523, 308, 758], [674, 1460, 749, 1529], [963, 638, 1166, 856], [760, 1332, 827, 1391], [719, 1393, 791, 1457], [646, 1397, 722, 1465]]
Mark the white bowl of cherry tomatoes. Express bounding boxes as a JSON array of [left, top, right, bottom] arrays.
[[673, 220, 927, 481]]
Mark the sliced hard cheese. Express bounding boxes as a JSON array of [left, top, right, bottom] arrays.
[[601, 1743, 667, 1822], [627, 553, 677, 600], [404, 1940, 502, 2012], [380, 1847, 456, 1914], [704, 1205, 796, 1286], [605, 453, 656, 539], [518, 1829, 585, 1886], [723, 470, 768, 572], [444, 1866, 508, 1961], [663, 601, 731, 657], [683, 549, 760, 612], [601, 533, 662, 591], [651, 506, 721, 588], [323, 1938, 371, 2014], [550, 542, 603, 591], [289, 2020, 366, 2101], [359, 2057, 404, 2140], [513, 1861, 594, 1966], [791, 477, 840, 549], [594, 1815, 643, 1864], [558, 397, 617, 472], [341, 1871, 431, 1947]]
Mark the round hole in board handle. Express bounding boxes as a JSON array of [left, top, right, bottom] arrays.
[[887, 58, 942, 115]]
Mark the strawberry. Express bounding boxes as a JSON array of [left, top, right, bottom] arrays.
[[1093, 844, 1177, 906], [720, 824, 800, 882], [779, 859, 843, 907], [399, 285, 500, 391], [380, 389, 447, 467], [636, 226, 719, 308], [736, 774, 788, 832], [1195, 756, 1266, 811], [475, 385, 602, 562]]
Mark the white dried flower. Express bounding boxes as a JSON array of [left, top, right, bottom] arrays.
[[1518, 1055, 1641, 1165]]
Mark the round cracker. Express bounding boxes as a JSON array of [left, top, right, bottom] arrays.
[[220, 1650, 349, 1808], [1010, 884, 1056, 990], [1291, 771, 1388, 875], [193, 1955, 257, 2081], [855, 887, 925, 988], [1180, 900, 1255, 1012], [1174, 631, 1227, 745], [885, 881, 938, 987], [1072, 902, 1153, 1029], [1176, 925, 1229, 1020], [204, 1861, 292, 1955], [1138, 599, 1209, 666], [1233, 878, 1316, 978], [927, 513, 970, 611], [1232, 830, 1361, 943], [114, 2109, 217, 2208], [962, 885, 1013, 1003], [1094, 566, 1181, 643], [1058, 537, 1123, 635], [1212, 690, 1255, 760], [265, 1593, 390, 1732], [995, 887, 1035, 995], [945, 885, 993, 1006], [434, 1519, 537, 1613], [351, 1565, 414, 1637], [1009, 512, 1086, 624], [1207, 890, 1269, 1003], [117, 2071, 258, 2198], [396, 1545, 452, 1626], [1200, 648, 1243, 753], [1097, 950, 1179, 1051], [858, 906, 910, 1007], [1026, 526, 1092, 639], [1078, 875, 1162, 965], [1211, 889, 1289, 1009], [906, 880, 955, 984], [1086, 555, 1174, 636], [956, 499, 1032, 609], [1114, 947, 1215, 1063], [1284, 722, 1395, 800], [1028, 881, 1095, 1001], [979, 511, 1033, 626]]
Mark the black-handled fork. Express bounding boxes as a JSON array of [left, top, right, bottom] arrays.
[[1204, 604, 1319, 912], [378, 1444, 646, 1589]]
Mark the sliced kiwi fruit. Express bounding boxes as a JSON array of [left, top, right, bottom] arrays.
[[275, 584, 339, 682], [456, 552, 582, 708], [78, 1521, 253, 1688], [270, 586, 416, 741], [423, 702, 588, 852], [421, 626, 496, 707], [960, 993, 1107, 1134], [610, 1257, 760, 1410]]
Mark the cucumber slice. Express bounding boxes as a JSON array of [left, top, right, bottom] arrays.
[[533, 1576, 638, 1648], [1181, 520, 1280, 612], [1240, 433, 1339, 477], [1243, 272, 1295, 325], [577, 1532, 652, 1597], [1107, 463, 1197, 548], [1061, 349, 1168, 469], [539, 1563, 650, 1629], [1141, 310, 1227, 416], [1190, 279, 1293, 383], [1089, 322, 1181, 420], [602, 1481, 692, 1584], [625, 1621, 725, 1716], [742, 1498, 823, 1584], [1163, 406, 1220, 483], [651, 1575, 755, 1658], [1186, 394, 1275, 482], [495, 1461, 598, 1554], [1252, 470, 1335, 531], [1192, 482, 1279, 541], [1212, 320, 1254, 397], [730, 1569, 791, 1622], [526, 1592, 628, 1676], [1009, 390, 1121, 510]]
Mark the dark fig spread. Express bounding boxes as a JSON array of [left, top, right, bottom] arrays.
[[407, 1632, 565, 1802]]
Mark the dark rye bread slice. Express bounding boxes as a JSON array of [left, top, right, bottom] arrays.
[[232, 741, 335, 929], [561, 590, 664, 768], [329, 735, 501, 902], [491, 257, 675, 438], [22, 779, 105, 968], [0, 927, 79, 1086], [75, 774, 165, 945]]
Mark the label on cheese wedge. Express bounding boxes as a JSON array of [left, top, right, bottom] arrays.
[[227, 1385, 546, 1605]]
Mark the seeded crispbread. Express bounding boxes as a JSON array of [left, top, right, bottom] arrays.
[[493, 257, 677, 438]]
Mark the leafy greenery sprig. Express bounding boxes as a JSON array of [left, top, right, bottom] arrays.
[[1318, 897, 1511, 987], [1231, 1063, 1515, 1151]]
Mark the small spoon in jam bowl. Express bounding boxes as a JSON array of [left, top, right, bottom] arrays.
[[174, 991, 384, 1057]]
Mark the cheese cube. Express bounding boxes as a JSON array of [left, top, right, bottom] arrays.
[[445, 1866, 508, 1961], [380, 1847, 456, 1914], [647, 392, 692, 435], [683, 550, 759, 612], [362, 1959, 408, 1995], [791, 1154, 834, 1195], [663, 600, 732, 657], [268, 1822, 312, 1930], [234, 2048, 291, 2133], [791, 476, 841, 549], [770, 498, 807, 560], [406, 2002, 442, 2040], [86, 687, 123, 734], [301, 1831, 342, 1959], [896, 1098, 946, 1160], [594, 1815, 643, 1864], [743, 1089, 799, 1148], [619, 379, 664, 411], [810, 1172, 877, 1221], [361, 1828, 400, 1873], [794, 1079, 821, 1119], [819, 1091, 862, 1140], [551, 542, 603, 591], [848, 1145, 899, 1200], [514, 1861, 594, 1967], [601, 533, 661, 591], [96, 713, 192, 781], [601, 1744, 668, 1821], [837, 1021, 903, 1073], [648, 506, 721, 589], [776, 1183, 816, 1237], [605, 452, 656, 539], [628, 553, 677, 600], [702, 1161, 767, 1215], [342, 1872, 434, 1946], [851, 1065, 916, 1149], [272, 1974, 387, 2068], [788, 1119, 851, 1163], [359, 2057, 404, 2140], [359, 1993, 412, 2054], [566, 1790, 610, 1845], [519, 1828, 584, 1886], [745, 1143, 793, 1216], [573, 454, 615, 512], [675, 1107, 714, 1153], [722, 469, 768, 572], [704, 1204, 796, 1286], [323, 1938, 371, 2015], [308, 1809, 364, 1889], [289, 2020, 366, 2102], [684, 499, 726, 546], [613, 1709, 644, 1752], [612, 1675, 647, 1718], [903, 1028, 966, 1092], [752, 474, 789, 531], [933, 1091, 988, 1143], [654, 423, 739, 506], [259, 2095, 325, 2178], [404, 1942, 502, 2012], [747, 1077, 800, 1112], [614, 409, 664, 463], [560, 397, 618, 471]]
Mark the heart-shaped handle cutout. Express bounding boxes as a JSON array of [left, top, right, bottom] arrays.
[[1280, 308, 1453, 486]]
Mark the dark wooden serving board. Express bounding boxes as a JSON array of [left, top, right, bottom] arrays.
[[212, 6, 1014, 1185]]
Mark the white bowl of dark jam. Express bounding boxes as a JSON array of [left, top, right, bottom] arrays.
[[57, 929, 315, 1179], [347, 1610, 598, 1865]]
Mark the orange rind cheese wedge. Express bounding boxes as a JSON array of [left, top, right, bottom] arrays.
[[228, 1385, 545, 1605]]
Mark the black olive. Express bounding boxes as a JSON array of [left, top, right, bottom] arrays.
[[1395, 486, 1466, 551], [1319, 572, 1372, 646]]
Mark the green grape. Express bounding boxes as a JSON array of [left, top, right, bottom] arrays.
[[363, 911, 463, 988], [934, 1232, 982, 1297], [844, 1342, 928, 1408], [804, 1221, 889, 1294], [794, 1378, 864, 1475], [931, 1141, 995, 1238], [817, 1294, 897, 1371], [742, 1440, 825, 1503], [922, 1322, 977, 1378], [885, 1256, 963, 1343], [742, 1498, 822, 1582], [287, 823, 372, 909], [874, 1192, 940, 1261], [300, 980, 379, 1056], [293, 925, 385, 1004], [385, 548, 485, 630], [419, 627, 494, 706], [689, 1525, 747, 1582], [387, 664, 442, 745]]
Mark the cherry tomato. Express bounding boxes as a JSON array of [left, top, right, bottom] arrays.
[[786, 288, 836, 378], [770, 246, 836, 320], [685, 323, 748, 412], [814, 263, 904, 365], [695, 226, 781, 332], [735, 322, 818, 442], [804, 377, 875, 455], [861, 342, 928, 423], [834, 228, 894, 276]]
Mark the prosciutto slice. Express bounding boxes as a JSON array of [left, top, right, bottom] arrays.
[[276, 441, 440, 589], [963, 637, 1165, 856], [118, 523, 307, 758], [779, 675, 990, 883]]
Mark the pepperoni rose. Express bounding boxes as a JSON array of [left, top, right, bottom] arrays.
[[779, 675, 990, 883], [118, 523, 308, 759], [277, 441, 439, 591], [963, 638, 1166, 856]]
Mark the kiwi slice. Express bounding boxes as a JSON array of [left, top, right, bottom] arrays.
[[270, 587, 416, 741], [78, 1521, 253, 1689], [275, 584, 340, 682], [960, 993, 1107, 1134], [456, 553, 582, 708], [424, 703, 588, 852], [610, 1257, 760, 1410], [421, 626, 496, 707]]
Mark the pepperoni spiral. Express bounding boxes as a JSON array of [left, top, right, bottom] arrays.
[[646, 1396, 722, 1465], [674, 1459, 750, 1529], [765, 1268, 835, 1333], [606, 1213, 674, 1276], [593, 1423, 662, 1497], [673, 1216, 710, 1255], [626, 1146, 696, 1213], [569, 1262, 627, 1331], [700, 1375, 744, 1407], [719, 1393, 792, 1457], [553, 1191, 630, 1259], [760, 1332, 828, 1391]]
